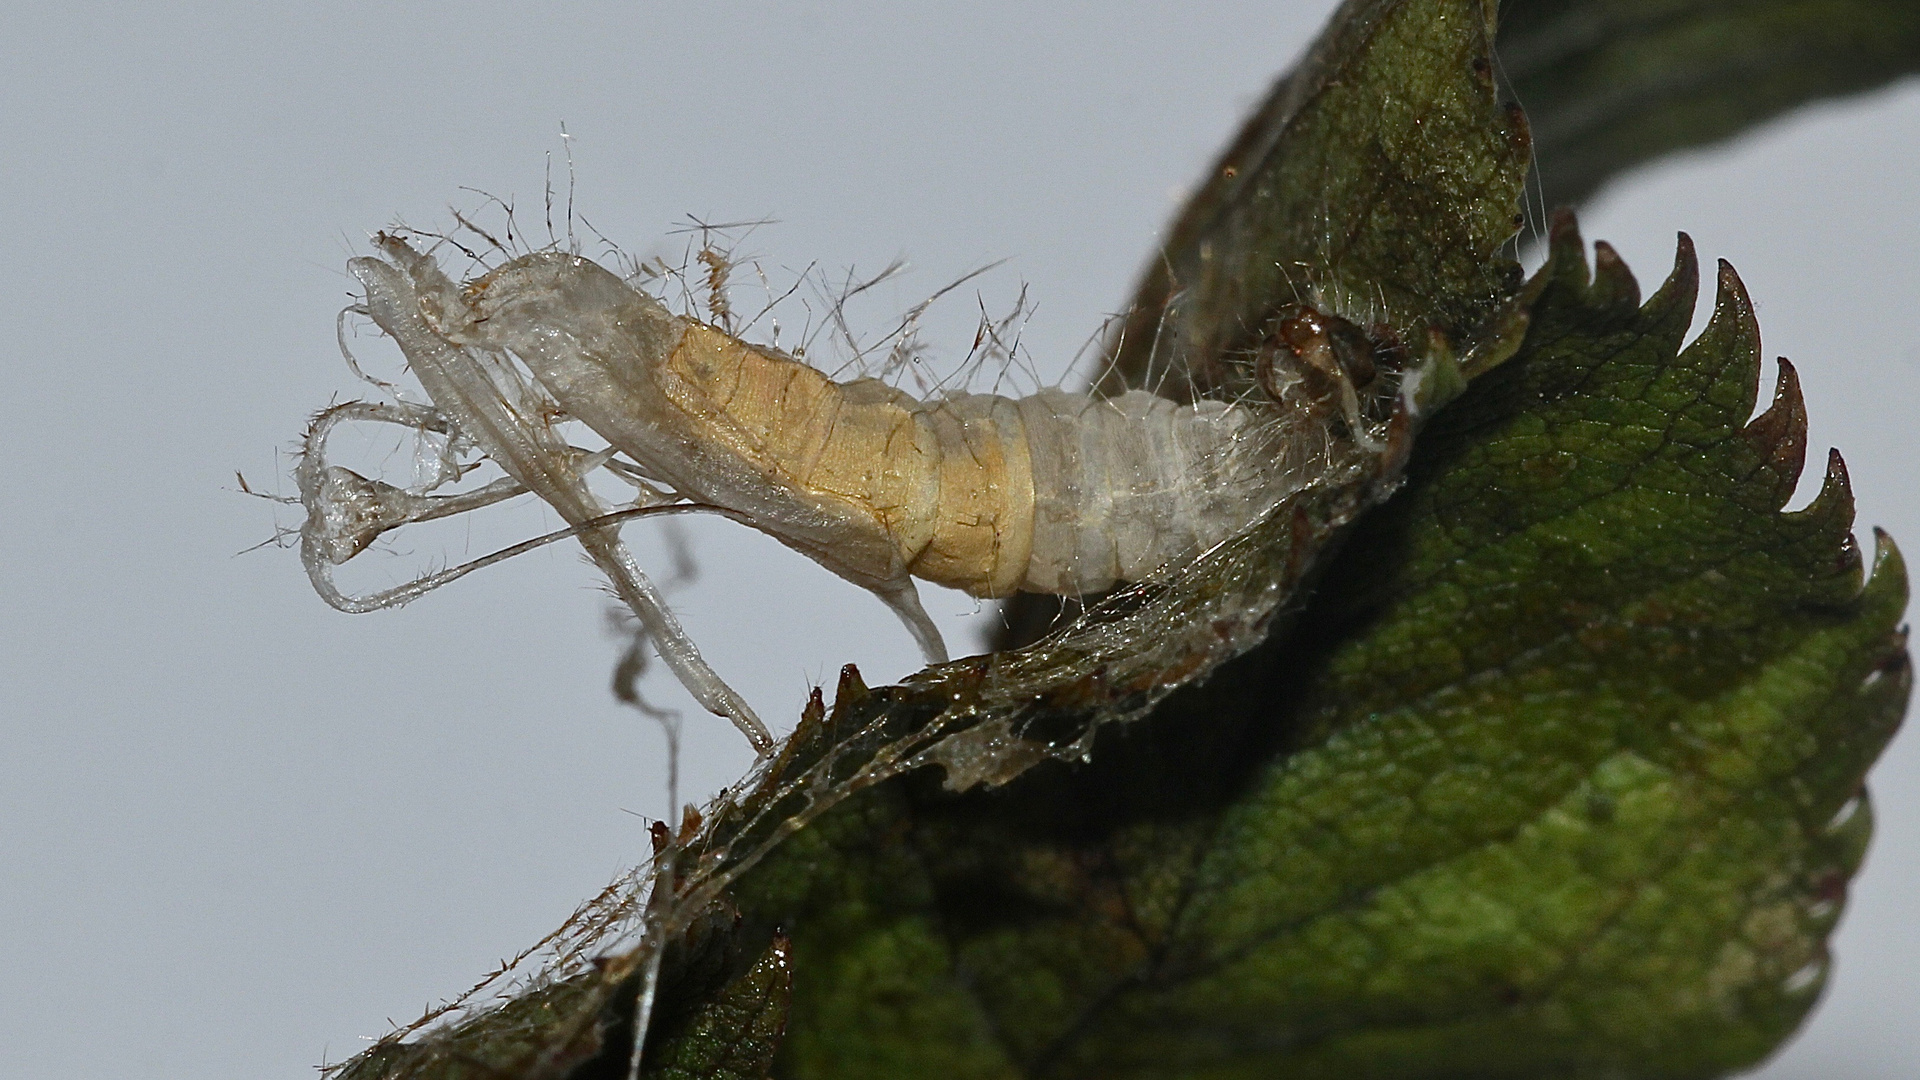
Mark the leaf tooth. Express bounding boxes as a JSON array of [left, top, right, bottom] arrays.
[[1641, 231, 1701, 328], [1858, 633, 1913, 760], [1666, 256, 1764, 439], [1691, 258, 1760, 380], [1867, 527, 1907, 595], [1546, 207, 1589, 289], [1861, 619, 1912, 702], [1590, 241, 1641, 312], [1713, 257, 1759, 334], [1803, 447, 1854, 519], [1822, 790, 1877, 879], [830, 663, 871, 721], [1860, 529, 1912, 644], [798, 685, 827, 731], [765, 686, 830, 780], [1742, 358, 1809, 507], [1791, 448, 1862, 579]]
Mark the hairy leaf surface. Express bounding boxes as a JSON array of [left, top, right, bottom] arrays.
[[1100, 0, 1528, 399], [743, 218, 1908, 1080]]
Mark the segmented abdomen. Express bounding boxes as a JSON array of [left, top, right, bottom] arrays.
[[923, 390, 1267, 597], [459, 250, 1290, 609], [656, 321, 1274, 600]]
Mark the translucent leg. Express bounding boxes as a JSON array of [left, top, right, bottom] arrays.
[[351, 240, 771, 752], [874, 578, 949, 664]]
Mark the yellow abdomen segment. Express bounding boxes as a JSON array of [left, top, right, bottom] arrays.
[[661, 323, 1035, 597]]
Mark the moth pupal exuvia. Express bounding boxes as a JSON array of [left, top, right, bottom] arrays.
[[310, 233, 1421, 749]]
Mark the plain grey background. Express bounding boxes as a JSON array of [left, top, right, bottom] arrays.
[[3, 3, 1915, 1076]]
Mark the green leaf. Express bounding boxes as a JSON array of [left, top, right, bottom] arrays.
[[640, 935, 792, 1080], [335, 913, 792, 1080], [1498, 0, 1920, 209], [335, 976, 615, 1079], [1099, 0, 1529, 400], [330, 0, 1538, 1071], [319, 0, 1911, 1076], [1016, 0, 1535, 646], [742, 216, 1909, 1080]]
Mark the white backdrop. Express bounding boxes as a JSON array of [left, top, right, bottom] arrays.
[[2, 3, 1915, 1076]]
